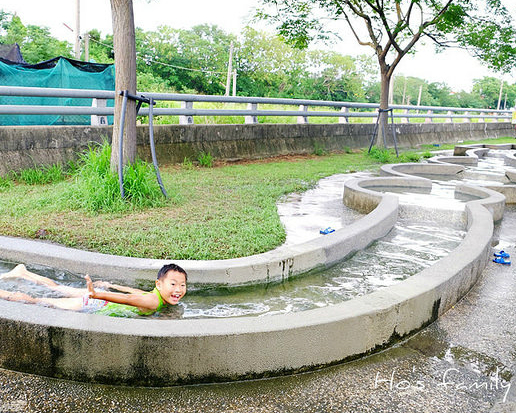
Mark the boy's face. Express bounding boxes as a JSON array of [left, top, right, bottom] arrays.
[[156, 270, 187, 305]]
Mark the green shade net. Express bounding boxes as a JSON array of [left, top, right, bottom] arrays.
[[0, 57, 115, 126]]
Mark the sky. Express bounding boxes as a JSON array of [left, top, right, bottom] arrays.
[[1, 0, 515, 92]]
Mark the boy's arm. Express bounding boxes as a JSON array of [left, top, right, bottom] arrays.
[[93, 280, 146, 294], [86, 275, 159, 310]]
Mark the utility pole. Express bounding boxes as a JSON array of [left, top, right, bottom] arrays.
[[497, 79, 503, 110], [402, 77, 407, 106], [388, 76, 394, 106], [417, 85, 423, 107], [84, 32, 90, 62], [232, 69, 237, 96], [225, 42, 233, 96], [75, 0, 81, 59]]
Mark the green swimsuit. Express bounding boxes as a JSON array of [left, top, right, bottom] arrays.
[[93, 288, 167, 318]]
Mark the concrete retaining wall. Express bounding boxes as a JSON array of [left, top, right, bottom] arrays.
[[0, 122, 514, 174]]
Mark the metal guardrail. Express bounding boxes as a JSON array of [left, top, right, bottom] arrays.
[[0, 85, 512, 125]]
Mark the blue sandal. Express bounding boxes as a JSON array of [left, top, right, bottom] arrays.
[[320, 227, 335, 235], [493, 257, 511, 265], [494, 250, 510, 258]]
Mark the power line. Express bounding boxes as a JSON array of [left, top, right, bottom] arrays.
[[88, 36, 226, 75]]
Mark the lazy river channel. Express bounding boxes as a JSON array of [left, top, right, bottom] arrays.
[[0, 160, 480, 319]]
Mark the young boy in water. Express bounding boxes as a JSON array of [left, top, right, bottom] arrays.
[[0, 263, 187, 317]]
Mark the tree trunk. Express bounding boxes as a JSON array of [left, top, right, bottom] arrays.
[[110, 0, 137, 172], [376, 68, 391, 149]]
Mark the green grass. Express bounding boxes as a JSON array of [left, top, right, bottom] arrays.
[[0, 137, 513, 260]]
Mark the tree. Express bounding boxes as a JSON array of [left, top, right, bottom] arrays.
[[257, 0, 516, 147], [110, 0, 137, 172], [472, 76, 516, 109], [0, 12, 72, 63], [237, 27, 309, 97]]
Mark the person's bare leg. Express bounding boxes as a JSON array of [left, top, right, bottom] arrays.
[[0, 288, 39, 304], [0, 288, 83, 311], [0, 264, 86, 297]]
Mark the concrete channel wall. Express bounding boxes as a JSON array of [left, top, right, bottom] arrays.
[[0, 193, 398, 287], [0, 122, 514, 174], [0, 161, 506, 386]]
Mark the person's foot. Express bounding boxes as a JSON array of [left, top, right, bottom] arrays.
[[85, 275, 95, 298], [0, 264, 27, 280]]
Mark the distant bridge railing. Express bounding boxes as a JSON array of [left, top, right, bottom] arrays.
[[0, 85, 512, 126]]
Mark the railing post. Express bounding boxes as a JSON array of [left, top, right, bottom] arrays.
[[245, 103, 258, 124], [338, 107, 349, 124], [402, 108, 409, 124], [297, 105, 309, 124], [463, 111, 470, 123], [445, 110, 453, 123], [91, 98, 108, 125], [179, 101, 194, 125], [425, 110, 433, 123]]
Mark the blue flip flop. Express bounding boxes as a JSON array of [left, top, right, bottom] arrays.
[[494, 250, 510, 258], [493, 257, 511, 265], [320, 227, 335, 235]]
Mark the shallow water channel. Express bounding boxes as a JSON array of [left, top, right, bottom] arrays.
[[1, 151, 512, 319]]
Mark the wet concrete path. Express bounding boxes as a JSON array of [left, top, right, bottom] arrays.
[[1, 212, 515, 412]]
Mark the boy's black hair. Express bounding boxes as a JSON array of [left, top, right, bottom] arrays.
[[157, 263, 188, 281]]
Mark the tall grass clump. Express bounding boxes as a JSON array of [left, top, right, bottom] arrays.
[[15, 163, 66, 185], [69, 142, 168, 213], [368, 147, 393, 163], [0, 175, 12, 191], [197, 151, 214, 167]]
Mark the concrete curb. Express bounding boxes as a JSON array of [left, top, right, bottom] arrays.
[[437, 144, 516, 205], [0, 192, 398, 287]]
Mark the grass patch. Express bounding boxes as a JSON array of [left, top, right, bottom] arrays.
[[14, 163, 67, 185], [0, 138, 510, 260], [0, 149, 380, 259]]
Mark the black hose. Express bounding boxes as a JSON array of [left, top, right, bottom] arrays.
[[118, 90, 129, 198], [148, 97, 168, 197]]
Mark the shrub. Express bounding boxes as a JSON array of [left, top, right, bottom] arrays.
[[368, 147, 393, 163]]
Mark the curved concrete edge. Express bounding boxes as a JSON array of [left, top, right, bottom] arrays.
[[455, 183, 506, 223], [0, 180, 498, 386], [428, 154, 478, 165], [453, 144, 484, 156], [0, 191, 398, 288], [465, 147, 489, 159], [343, 176, 429, 215], [484, 184, 516, 204], [429, 144, 497, 165], [506, 170, 516, 183], [380, 162, 464, 178], [504, 150, 516, 167], [453, 143, 516, 156]]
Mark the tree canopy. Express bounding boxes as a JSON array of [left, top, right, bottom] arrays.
[[256, 0, 516, 145], [1, 7, 516, 110]]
